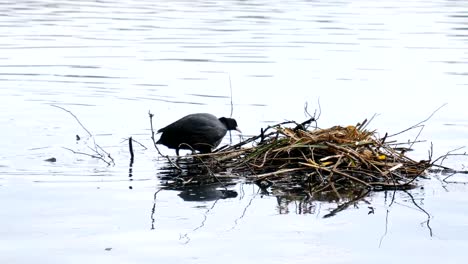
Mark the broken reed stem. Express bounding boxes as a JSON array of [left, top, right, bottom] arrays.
[[388, 103, 446, 138], [129, 136, 134, 165]]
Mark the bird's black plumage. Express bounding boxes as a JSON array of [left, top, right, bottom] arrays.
[[156, 113, 240, 155]]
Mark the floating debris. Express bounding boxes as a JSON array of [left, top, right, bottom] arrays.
[[44, 157, 57, 162]]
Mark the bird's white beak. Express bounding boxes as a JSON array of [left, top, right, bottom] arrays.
[[235, 127, 242, 133]]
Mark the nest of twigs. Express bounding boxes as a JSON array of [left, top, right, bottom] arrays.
[[170, 118, 432, 196]]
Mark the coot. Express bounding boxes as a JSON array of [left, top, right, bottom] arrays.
[[156, 113, 241, 156]]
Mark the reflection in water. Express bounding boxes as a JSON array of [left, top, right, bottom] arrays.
[[158, 160, 239, 202], [271, 187, 372, 216], [156, 159, 434, 244], [159, 159, 375, 216], [275, 195, 318, 215], [178, 186, 238, 202]]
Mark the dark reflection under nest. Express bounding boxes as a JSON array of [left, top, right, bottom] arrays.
[[157, 157, 374, 216], [271, 187, 372, 216], [158, 159, 239, 202], [152, 159, 434, 241]]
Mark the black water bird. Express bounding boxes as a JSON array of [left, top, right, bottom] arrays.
[[156, 113, 241, 156]]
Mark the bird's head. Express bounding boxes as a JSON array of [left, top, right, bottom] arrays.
[[219, 117, 241, 133]]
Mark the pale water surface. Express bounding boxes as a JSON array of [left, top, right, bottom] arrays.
[[1, 0, 468, 263]]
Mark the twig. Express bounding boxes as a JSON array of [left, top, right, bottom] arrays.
[[82, 145, 114, 165], [96, 144, 114, 163], [148, 111, 182, 171], [408, 124, 425, 151], [52, 104, 114, 165], [442, 172, 457, 182], [303, 101, 319, 129], [62, 147, 111, 166], [51, 104, 93, 137], [52, 104, 98, 152], [358, 113, 378, 132], [388, 103, 446, 138], [430, 146, 466, 167]]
